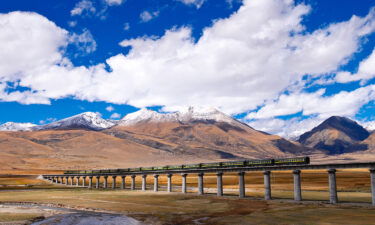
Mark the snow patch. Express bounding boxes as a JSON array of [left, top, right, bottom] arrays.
[[0, 122, 36, 131]]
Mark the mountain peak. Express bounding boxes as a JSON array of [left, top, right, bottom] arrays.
[[35, 111, 115, 131], [298, 116, 370, 154]]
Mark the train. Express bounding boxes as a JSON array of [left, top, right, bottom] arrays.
[[63, 156, 310, 175]]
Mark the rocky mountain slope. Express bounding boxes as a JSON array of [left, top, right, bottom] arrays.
[[298, 116, 370, 154]]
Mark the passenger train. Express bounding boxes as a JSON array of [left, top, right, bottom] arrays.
[[64, 157, 310, 175]]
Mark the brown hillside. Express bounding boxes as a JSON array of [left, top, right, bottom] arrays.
[[0, 120, 314, 172]]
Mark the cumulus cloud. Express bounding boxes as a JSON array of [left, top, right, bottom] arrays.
[[247, 85, 375, 120], [336, 48, 375, 84], [69, 29, 97, 54], [104, 0, 124, 6], [178, 0, 206, 9], [71, 0, 96, 17], [123, 22, 130, 31], [140, 10, 159, 23], [247, 117, 323, 140], [68, 21, 77, 27], [110, 112, 121, 119], [1, 0, 375, 130], [361, 120, 375, 131], [106, 105, 114, 112]]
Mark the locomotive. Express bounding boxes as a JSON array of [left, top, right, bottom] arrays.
[[64, 156, 310, 175]]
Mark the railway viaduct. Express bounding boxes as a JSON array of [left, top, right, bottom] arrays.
[[43, 162, 375, 205]]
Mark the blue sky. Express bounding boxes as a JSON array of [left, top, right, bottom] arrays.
[[0, 0, 374, 137]]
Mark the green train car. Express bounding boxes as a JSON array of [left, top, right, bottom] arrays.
[[63, 157, 310, 174]]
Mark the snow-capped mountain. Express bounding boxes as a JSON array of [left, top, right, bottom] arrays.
[[34, 112, 115, 131], [117, 108, 179, 126], [117, 106, 244, 127], [0, 122, 36, 131]]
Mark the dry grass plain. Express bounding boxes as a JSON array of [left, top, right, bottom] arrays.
[[0, 169, 374, 224]]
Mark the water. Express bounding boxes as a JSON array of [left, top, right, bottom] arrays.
[[31, 212, 143, 225]]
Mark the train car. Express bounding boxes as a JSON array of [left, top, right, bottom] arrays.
[[152, 166, 168, 170], [274, 156, 310, 165], [182, 163, 201, 169], [200, 162, 222, 168], [140, 167, 154, 171], [246, 159, 274, 166], [168, 165, 184, 170], [129, 167, 141, 172], [221, 160, 246, 167]]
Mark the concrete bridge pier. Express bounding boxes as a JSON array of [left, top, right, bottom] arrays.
[[112, 176, 117, 189], [239, 172, 245, 198], [217, 172, 223, 196], [88, 176, 93, 188], [198, 173, 204, 195], [82, 176, 86, 187], [181, 174, 187, 193], [154, 175, 159, 192], [103, 176, 108, 189], [121, 176, 126, 189], [131, 175, 136, 190], [370, 169, 375, 206], [142, 175, 147, 191], [76, 177, 80, 186], [293, 170, 302, 201], [167, 174, 173, 192], [328, 169, 338, 204], [96, 176, 100, 189], [264, 171, 271, 200]]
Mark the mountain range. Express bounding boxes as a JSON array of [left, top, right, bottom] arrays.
[[0, 107, 374, 171]]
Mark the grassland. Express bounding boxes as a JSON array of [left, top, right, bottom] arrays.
[[0, 169, 374, 224]]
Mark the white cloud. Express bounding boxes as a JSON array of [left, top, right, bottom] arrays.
[[106, 105, 114, 112], [1, 0, 375, 122], [247, 117, 323, 140], [104, 0, 124, 6], [71, 0, 96, 17], [110, 112, 121, 119], [69, 29, 97, 54], [247, 85, 375, 120], [140, 10, 159, 23], [68, 21, 77, 27], [361, 120, 375, 131], [178, 0, 206, 9], [123, 22, 130, 31], [39, 117, 57, 125], [336, 48, 375, 84]]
